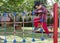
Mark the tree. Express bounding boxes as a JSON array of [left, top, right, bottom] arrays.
[[0, 0, 34, 12]]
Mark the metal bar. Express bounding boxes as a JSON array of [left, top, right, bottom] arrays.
[[53, 3, 58, 43]]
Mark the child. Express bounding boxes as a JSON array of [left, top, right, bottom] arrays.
[[33, 2, 51, 37]]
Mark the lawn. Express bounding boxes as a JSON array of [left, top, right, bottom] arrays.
[[0, 27, 60, 43]]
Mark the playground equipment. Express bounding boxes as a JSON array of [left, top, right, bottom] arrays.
[[22, 11, 26, 42], [32, 10, 35, 42], [40, 28, 45, 41], [32, 10, 45, 41], [0, 2, 58, 43], [13, 12, 17, 43], [3, 13, 7, 43]]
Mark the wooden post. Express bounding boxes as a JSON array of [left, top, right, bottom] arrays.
[[53, 3, 58, 43]]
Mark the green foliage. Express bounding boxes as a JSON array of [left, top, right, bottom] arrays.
[[0, 0, 34, 12], [19, 16, 22, 22], [47, 17, 53, 26], [0, 0, 48, 12], [54, 0, 59, 2]]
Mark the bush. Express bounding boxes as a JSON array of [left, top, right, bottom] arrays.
[[19, 16, 22, 22], [47, 17, 54, 26], [24, 17, 32, 27], [19, 16, 54, 27]]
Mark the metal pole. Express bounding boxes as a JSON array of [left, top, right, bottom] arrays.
[[53, 3, 58, 43]]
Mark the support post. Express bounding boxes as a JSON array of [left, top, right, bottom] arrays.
[[53, 3, 58, 43]]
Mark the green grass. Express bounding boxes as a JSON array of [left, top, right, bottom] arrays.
[[0, 27, 60, 43]]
